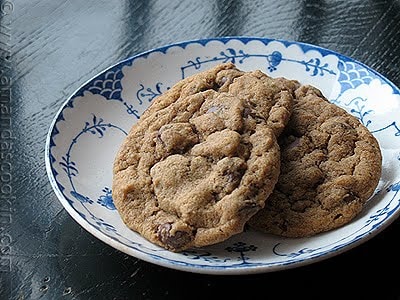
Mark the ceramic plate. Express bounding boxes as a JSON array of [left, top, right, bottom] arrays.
[[45, 36, 400, 275]]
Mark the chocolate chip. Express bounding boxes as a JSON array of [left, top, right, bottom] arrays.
[[334, 214, 343, 220], [242, 107, 251, 118], [207, 106, 219, 113], [343, 193, 356, 203], [239, 202, 261, 218], [211, 191, 221, 201], [286, 137, 300, 149], [212, 82, 220, 91], [157, 222, 171, 239], [157, 223, 192, 251], [199, 85, 209, 92], [226, 168, 245, 183], [227, 173, 236, 183], [156, 131, 165, 145], [279, 220, 288, 232], [242, 108, 265, 123]]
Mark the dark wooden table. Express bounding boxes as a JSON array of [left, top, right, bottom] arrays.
[[1, 0, 400, 299]]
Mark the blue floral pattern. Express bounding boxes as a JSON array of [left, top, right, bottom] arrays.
[[180, 48, 336, 79], [75, 61, 140, 119], [136, 82, 167, 104], [97, 187, 116, 210], [183, 250, 231, 263], [46, 37, 400, 274], [337, 60, 374, 96], [59, 114, 126, 206], [226, 242, 257, 264], [344, 96, 373, 127], [56, 114, 126, 233], [338, 97, 400, 136], [88, 69, 123, 100]]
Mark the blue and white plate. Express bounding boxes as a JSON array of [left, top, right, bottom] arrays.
[[45, 37, 400, 275]]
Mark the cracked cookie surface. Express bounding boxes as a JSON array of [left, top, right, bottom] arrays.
[[248, 85, 382, 237], [112, 63, 297, 251]]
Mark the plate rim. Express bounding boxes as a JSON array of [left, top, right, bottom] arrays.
[[45, 35, 400, 275]]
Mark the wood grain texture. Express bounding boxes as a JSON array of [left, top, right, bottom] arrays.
[[2, 0, 400, 298]]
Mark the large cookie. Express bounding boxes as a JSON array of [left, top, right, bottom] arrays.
[[248, 85, 382, 237], [112, 63, 298, 251]]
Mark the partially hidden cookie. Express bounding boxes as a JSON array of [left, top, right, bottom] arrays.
[[112, 62, 298, 251], [248, 85, 382, 237]]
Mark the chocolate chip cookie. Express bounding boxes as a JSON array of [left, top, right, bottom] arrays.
[[112, 62, 298, 251], [248, 85, 382, 237]]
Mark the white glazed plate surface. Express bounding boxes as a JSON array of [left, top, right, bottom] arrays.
[[45, 37, 400, 275]]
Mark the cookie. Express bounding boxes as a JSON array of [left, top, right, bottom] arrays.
[[248, 85, 382, 237], [112, 62, 298, 251]]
